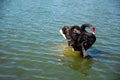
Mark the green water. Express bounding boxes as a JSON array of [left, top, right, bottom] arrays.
[[0, 0, 120, 80]]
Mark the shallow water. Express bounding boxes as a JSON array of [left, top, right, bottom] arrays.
[[0, 0, 120, 80]]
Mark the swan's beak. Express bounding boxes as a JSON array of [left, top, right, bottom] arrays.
[[92, 32, 95, 35], [59, 29, 66, 39], [92, 28, 95, 35], [77, 30, 81, 34]]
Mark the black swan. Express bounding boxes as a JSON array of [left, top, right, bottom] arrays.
[[60, 24, 96, 57]]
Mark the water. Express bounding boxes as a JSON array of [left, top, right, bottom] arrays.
[[0, 0, 120, 80]]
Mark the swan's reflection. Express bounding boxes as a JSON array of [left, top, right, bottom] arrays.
[[61, 46, 93, 75]]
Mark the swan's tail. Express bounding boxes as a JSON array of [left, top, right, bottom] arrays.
[[59, 29, 66, 39]]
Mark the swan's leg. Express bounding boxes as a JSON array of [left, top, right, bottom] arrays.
[[82, 41, 88, 57]]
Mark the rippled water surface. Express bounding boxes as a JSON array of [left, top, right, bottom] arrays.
[[0, 0, 120, 80]]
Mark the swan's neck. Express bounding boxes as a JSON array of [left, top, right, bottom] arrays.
[[81, 24, 95, 34]]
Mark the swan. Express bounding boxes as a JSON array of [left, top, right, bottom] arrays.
[[74, 24, 96, 57], [60, 24, 96, 57]]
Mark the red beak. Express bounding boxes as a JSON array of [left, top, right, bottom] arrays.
[[92, 28, 95, 34]]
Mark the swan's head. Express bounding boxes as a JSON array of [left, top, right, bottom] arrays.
[[71, 25, 81, 34], [73, 28, 81, 34]]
